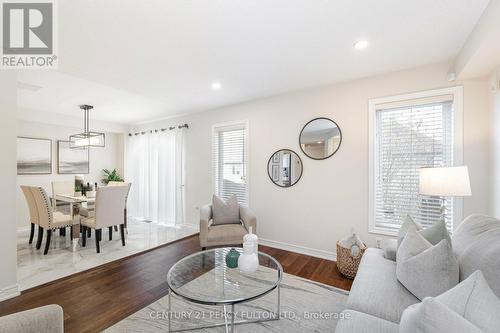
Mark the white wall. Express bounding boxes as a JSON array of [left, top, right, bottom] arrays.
[[490, 68, 500, 218], [132, 62, 491, 258], [0, 72, 19, 301], [16, 120, 125, 229]]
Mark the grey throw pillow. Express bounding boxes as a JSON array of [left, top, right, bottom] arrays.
[[396, 227, 459, 300], [397, 215, 423, 247], [400, 298, 483, 333], [420, 220, 451, 246], [436, 270, 500, 333], [212, 195, 240, 225], [398, 216, 451, 248]]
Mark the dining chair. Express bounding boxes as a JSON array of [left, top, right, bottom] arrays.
[[104, 181, 131, 238], [20, 185, 39, 245], [30, 186, 76, 255], [51, 180, 74, 209], [81, 186, 129, 253], [51, 180, 75, 236]]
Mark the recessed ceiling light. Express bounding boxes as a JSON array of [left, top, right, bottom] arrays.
[[211, 81, 222, 91], [354, 40, 369, 50]]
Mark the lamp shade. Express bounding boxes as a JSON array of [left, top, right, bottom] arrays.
[[419, 166, 471, 196]]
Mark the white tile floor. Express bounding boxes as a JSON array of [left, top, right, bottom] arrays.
[[16, 219, 198, 291]]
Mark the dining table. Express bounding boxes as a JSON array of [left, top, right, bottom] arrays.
[[54, 194, 95, 252]]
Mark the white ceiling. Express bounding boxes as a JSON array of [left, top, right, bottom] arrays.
[[18, 71, 170, 125], [18, 0, 490, 125]]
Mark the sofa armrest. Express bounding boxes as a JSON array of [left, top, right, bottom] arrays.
[[382, 238, 397, 261], [0, 304, 63, 333], [240, 206, 256, 234], [199, 204, 213, 247]]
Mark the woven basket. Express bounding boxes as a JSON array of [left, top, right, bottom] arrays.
[[336, 241, 367, 279]]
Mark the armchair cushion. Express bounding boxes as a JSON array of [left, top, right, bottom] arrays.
[[206, 223, 247, 245], [212, 195, 240, 225]]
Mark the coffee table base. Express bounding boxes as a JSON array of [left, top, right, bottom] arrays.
[[167, 284, 281, 333]]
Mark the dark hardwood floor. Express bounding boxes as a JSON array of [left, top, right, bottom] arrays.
[[0, 234, 352, 333]]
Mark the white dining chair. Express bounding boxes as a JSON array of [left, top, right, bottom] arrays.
[[81, 185, 129, 253], [51, 180, 74, 209], [105, 181, 131, 237], [51, 180, 75, 238]]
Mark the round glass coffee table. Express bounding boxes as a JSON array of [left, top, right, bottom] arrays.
[[166, 247, 283, 332]]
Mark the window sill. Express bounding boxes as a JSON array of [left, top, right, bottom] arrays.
[[368, 227, 398, 237]]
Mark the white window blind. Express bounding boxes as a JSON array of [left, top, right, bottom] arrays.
[[374, 98, 454, 232], [212, 123, 248, 206]]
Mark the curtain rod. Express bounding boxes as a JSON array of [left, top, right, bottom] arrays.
[[128, 124, 189, 136]]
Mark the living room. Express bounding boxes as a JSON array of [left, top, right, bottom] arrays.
[[1, 1, 500, 332]]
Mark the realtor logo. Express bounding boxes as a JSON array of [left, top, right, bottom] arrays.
[[1, 0, 57, 68]]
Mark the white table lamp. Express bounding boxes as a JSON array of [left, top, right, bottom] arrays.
[[419, 166, 471, 221]]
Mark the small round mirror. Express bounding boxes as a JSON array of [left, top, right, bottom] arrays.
[[299, 117, 342, 160], [267, 149, 303, 187]]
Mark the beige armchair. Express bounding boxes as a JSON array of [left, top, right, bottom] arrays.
[[199, 204, 256, 250], [30, 187, 75, 255], [81, 186, 129, 253]]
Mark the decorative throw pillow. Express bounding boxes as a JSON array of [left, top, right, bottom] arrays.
[[212, 195, 240, 225], [397, 215, 423, 247], [396, 227, 459, 300], [436, 270, 500, 333], [398, 216, 451, 248], [419, 220, 451, 246], [399, 298, 483, 333]]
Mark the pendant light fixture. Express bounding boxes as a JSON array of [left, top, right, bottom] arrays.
[[69, 104, 105, 149]]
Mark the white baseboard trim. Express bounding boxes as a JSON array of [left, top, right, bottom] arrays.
[[0, 284, 20, 302], [178, 223, 199, 231], [259, 238, 336, 261], [17, 226, 30, 233]]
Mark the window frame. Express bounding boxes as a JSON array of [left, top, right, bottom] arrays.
[[368, 86, 464, 236], [211, 120, 250, 206]]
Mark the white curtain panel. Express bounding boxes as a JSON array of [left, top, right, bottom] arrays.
[[125, 128, 186, 226]]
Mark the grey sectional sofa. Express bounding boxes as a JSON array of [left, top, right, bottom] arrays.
[[335, 214, 500, 333], [0, 304, 63, 333]]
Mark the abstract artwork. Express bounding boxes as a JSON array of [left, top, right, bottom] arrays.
[[57, 140, 89, 174], [17, 137, 52, 175]]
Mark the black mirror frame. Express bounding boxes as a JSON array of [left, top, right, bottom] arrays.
[[299, 117, 342, 160], [267, 149, 303, 188]]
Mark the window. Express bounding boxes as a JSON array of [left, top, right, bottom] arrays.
[[212, 121, 248, 205], [369, 87, 463, 235]]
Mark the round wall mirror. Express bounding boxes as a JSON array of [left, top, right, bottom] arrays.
[[299, 117, 342, 160], [267, 149, 303, 187]]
